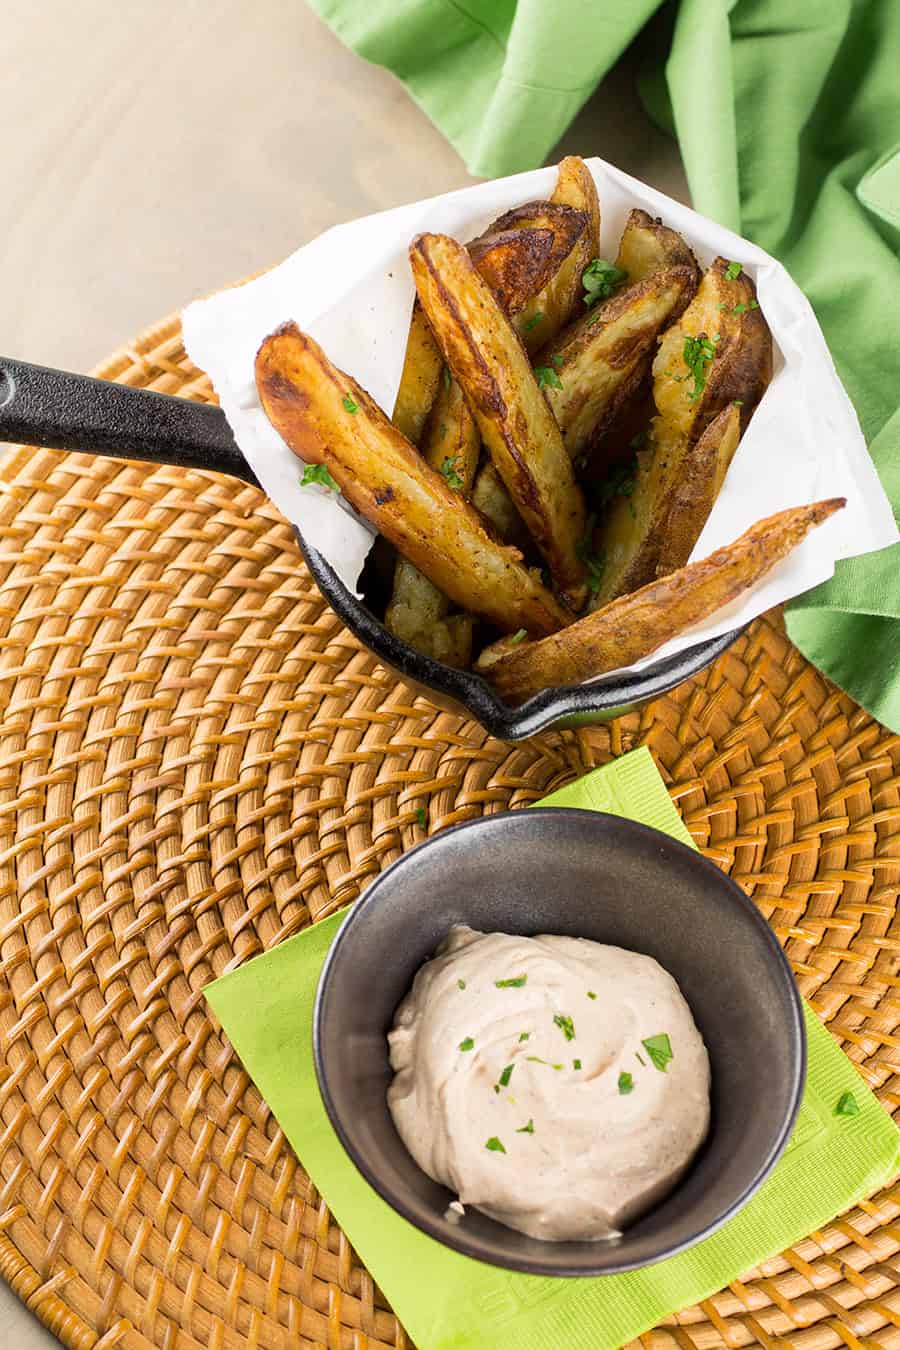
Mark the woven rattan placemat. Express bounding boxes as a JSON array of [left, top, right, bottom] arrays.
[[0, 315, 898, 1350]]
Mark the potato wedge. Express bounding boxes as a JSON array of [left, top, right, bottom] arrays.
[[592, 258, 773, 606], [410, 232, 587, 607], [653, 256, 772, 451], [482, 202, 593, 353], [385, 374, 481, 661], [256, 323, 568, 635], [542, 265, 699, 461], [471, 458, 530, 548], [552, 156, 601, 258], [477, 498, 845, 703], [392, 301, 444, 446], [655, 403, 741, 575], [616, 209, 700, 293]]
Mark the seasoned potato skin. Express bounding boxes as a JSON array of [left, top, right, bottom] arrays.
[[655, 402, 741, 575], [485, 200, 592, 352], [392, 302, 443, 446], [256, 323, 569, 636], [410, 232, 587, 608], [593, 257, 773, 606], [541, 265, 699, 461], [385, 375, 481, 662], [616, 209, 700, 297], [477, 498, 845, 703]]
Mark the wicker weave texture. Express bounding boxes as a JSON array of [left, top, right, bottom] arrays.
[[0, 317, 898, 1350]]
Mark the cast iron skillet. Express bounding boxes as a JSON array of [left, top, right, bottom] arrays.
[[0, 356, 744, 738]]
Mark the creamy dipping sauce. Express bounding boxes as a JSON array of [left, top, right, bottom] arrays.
[[387, 925, 711, 1242]]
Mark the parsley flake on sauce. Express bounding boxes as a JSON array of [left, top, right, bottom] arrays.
[[516, 1118, 535, 1134], [587, 991, 597, 1000], [457, 979, 466, 990], [573, 1058, 582, 1071], [458, 1037, 475, 1052], [485, 1136, 506, 1154], [518, 1032, 530, 1042], [495, 975, 527, 988], [642, 1033, 673, 1072], [553, 1014, 576, 1042], [618, 1071, 634, 1095], [498, 1064, 514, 1089]]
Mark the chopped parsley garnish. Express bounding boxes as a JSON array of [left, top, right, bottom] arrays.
[[485, 1136, 506, 1154], [495, 975, 527, 988], [498, 1064, 514, 1089], [457, 979, 466, 990], [518, 1032, 530, 1042], [440, 457, 464, 490], [523, 311, 544, 332], [835, 1091, 860, 1118], [535, 365, 563, 391], [510, 628, 527, 646], [576, 512, 606, 594], [731, 302, 749, 315], [553, 1013, 576, 1042], [300, 463, 339, 491], [748, 298, 759, 309], [642, 1033, 673, 1072], [550, 353, 564, 368], [732, 400, 743, 408], [724, 260, 742, 281], [587, 991, 597, 1000], [342, 394, 358, 414], [415, 807, 427, 827], [442, 364, 452, 391], [597, 454, 637, 508], [583, 257, 628, 307], [458, 1037, 475, 1052], [526, 1056, 563, 1069], [573, 1058, 582, 1070], [516, 1118, 535, 1134], [682, 334, 717, 402], [618, 1071, 634, 1095], [635, 1051, 646, 1067]]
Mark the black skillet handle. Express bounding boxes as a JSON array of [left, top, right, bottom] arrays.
[[0, 355, 260, 486]]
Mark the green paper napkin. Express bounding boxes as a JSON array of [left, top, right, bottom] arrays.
[[206, 746, 900, 1350], [306, 0, 900, 731]]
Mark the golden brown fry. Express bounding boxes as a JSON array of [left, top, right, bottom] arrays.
[[592, 258, 773, 606], [542, 266, 699, 461], [468, 212, 584, 322], [552, 156, 600, 258], [482, 202, 592, 353], [392, 302, 444, 446], [410, 231, 587, 607], [471, 459, 530, 548], [385, 375, 481, 660], [477, 499, 845, 703], [256, 322, 568, 636], [615, 209, 700, 293], [655, 403, 741, 575]]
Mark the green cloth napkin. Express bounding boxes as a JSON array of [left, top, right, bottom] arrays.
[[206, 747, 900, 1350], [306, 0, 900, 731]]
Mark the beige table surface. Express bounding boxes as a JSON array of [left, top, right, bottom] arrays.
[[1, 2, 685, 1343]]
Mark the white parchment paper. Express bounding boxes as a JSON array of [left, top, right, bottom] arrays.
[[182, 157, 897, 675]]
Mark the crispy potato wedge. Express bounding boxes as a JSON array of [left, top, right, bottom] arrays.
[[410, 231, 587, 607], [542, 265, 699, 461], [392, 301, 444, 446], [477, 498, 845, 702], [482, 202, 592, 353], [655, 403, 741, 575], [653, 256, 772, 451], [385, 375, 481, 661], [552, 156, 601, 258], [592, 258, 773, 606], [616, 209, 700, 293], [256, 323, 568, 636]]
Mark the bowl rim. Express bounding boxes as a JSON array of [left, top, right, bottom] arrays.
[[300, 538, 745, 739], [312, 808, 807, 1276]]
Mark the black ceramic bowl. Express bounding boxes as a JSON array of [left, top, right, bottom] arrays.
[[313, 809, 805, 1277], [302, 539, 744, 739]]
